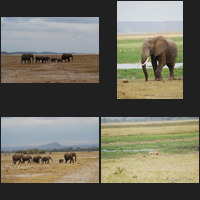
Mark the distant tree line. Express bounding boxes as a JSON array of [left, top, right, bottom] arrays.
[[2, 146, 99, 154], [101, 117, 198, 123]]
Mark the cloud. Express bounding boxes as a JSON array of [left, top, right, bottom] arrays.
[[1, 17, 99, 53]]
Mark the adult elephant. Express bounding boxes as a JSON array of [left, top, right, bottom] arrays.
[[22, 155, 32, 163], [12, 154, 23, 164], [138, 36, 177, 81], [41, 156, 53, 164], [64, 153, 75, 164], [33, 155, 42, 163], [71, 152, 77, 162], [21, 53, 34, 64], [62, 54, 73, 62]]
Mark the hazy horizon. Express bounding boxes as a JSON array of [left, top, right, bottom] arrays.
[[1, 117, 99, 147]]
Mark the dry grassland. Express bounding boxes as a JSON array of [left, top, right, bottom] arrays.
[[1, 54, 99, 83], [101, 153, 199, 183], [101, 120, 199, 137], [117, 79, 183, 99], [1, 151, 99, 183]]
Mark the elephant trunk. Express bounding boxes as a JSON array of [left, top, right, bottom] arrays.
[[142, 64, 148, 81], [141, 49, 150, 81]]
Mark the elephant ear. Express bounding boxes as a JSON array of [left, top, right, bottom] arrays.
[[154, 36, 168, 57]]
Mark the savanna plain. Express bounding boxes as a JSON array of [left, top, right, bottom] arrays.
[[1, 54, 99, 83], [101, 119, 199, 183], [117, 33, 183, 99], [1, 151, 99, 183]]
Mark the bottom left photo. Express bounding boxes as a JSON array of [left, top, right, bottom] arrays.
[[1, 117, 99, 183]]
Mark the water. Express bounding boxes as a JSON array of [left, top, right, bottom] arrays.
[[102, 149, 159, 153], [117, 62, 183, 69]]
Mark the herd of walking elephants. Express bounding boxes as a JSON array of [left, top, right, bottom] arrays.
[[21, 53, 73, 64], [12, 152, 77, 164]]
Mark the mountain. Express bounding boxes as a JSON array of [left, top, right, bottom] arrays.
[[37, 142, 64, 150], [1, 51, 77, 55], [1, 142, 99, 152], [117, 21, 183, 34]]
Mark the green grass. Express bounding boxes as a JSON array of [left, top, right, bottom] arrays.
[[117, 37, 183, 64], [101, 120, 199, 159], [117, 67, 183, 79]]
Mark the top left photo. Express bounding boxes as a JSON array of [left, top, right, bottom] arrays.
[[1, 17, 99, 83]]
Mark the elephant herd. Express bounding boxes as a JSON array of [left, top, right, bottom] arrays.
[[21, 53, 73, 64], [12, 152, 77, 164]]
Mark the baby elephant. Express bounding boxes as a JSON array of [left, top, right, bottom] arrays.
[[59, 159, 64, 163]]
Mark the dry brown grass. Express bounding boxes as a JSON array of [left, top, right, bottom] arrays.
[[1, 54, 99, 83], [101, 120, 199, 137], [101, 153, 199, 183], [117, 79, 183, 99], [1, 151, 99, 183]]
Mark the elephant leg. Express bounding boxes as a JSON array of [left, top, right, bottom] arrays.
[[167, 62, 175, 80], [155, 53, 166, 81], [151, 56, 157, 79]]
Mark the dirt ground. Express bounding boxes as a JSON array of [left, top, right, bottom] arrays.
[[1, 54, 99, 83], [117, 79, 183, 99], [1, 151, 99, 183]]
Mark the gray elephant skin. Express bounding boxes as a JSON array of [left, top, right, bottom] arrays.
[[21, 54, 34, 64], [62, 54, 73, 62], [22, 155, 32, 163], [140, 36, 178, 81], [64, 152, 77, 164], [33, 155, 42, 163], [41, 156, 53, 164], [12, 154, 23, 164]]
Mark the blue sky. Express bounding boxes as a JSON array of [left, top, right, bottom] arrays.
[[1, 117, 99, 147], [1, 17, 99, 53], [117, 1, 183, 22]]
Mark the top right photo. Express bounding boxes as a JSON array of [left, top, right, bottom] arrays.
[[117, 1, 183, 99]]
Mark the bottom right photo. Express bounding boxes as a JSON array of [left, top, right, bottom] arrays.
[[101, 117, 199, 183]]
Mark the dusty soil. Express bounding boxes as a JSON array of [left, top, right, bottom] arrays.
[[55, 159, 99, 183], [1, 54, 99, 83], [1, 151, 99, 183], [117, 79, 183, 99]]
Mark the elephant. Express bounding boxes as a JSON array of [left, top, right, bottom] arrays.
[[71, 152, 77, 162], [12, 154, 23, 164], [59, 159, 64, 163], [51, 58, 58, 62], [33, 155, 42, 163], [21, 54, 34, 64], [22, 155, 32, 163], [62, 54, 73, 62], [41, 56, 50, 63], [35, 56, 42, 63], [139, 36, 178, 81], [64, 152, 75, 164], [41, 156, 53, 164]]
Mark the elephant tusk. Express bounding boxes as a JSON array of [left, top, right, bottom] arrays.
[[137, 60, 141, 66], [141, 57, 149, 66]]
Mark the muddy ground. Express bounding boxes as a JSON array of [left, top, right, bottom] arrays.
[[117, 79, 183, 99], [1, 54, 99, 83], [1, 151, 99, 183]]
